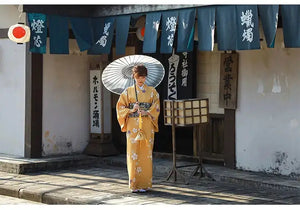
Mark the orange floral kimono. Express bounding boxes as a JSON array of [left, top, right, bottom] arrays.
[[116, 84, 160, 191]]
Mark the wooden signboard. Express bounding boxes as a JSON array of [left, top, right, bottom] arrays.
[[219, 53, 239, 109], [90, 70, 102, 134]]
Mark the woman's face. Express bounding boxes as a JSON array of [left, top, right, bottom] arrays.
[[134, 75, 146, 86]]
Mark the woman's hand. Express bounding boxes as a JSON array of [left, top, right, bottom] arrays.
[[131, 102, 139, 113]]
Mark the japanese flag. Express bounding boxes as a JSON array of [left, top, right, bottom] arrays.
[[8, 23, 31, 43]]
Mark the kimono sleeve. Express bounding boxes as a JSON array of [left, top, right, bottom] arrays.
[[147, 88, 160, 132], [116, 89, 131, 132]]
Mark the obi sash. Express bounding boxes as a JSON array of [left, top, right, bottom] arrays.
[[128, 102, 152, 118]]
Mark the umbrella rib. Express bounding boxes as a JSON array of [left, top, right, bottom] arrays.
[[136, 56, 146, 64], [103, 73, 123, 85], [118, 58, 130, 66], [106, 75, 126, 87]]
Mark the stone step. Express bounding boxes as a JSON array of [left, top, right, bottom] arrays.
[[0, 154, 101, 174]]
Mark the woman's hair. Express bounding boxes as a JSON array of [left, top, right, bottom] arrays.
[[132, 65, 148, 77]]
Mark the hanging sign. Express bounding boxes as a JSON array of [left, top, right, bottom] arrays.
[[7, 23, 30, 44], [88, 17, 115, 55], [160, 10, 178, 54], [167, 50, 180, 99], [159, 49, 195, 100], [143, 12, 161, 53], [219, 53, 239, 109], [236, 5, 260, 50], [28, 13, 47, 54]]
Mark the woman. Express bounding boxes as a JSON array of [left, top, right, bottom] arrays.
[[116, 65, 160, 193]]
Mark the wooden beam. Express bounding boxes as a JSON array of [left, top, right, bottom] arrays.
[[23, 5, 202, 18], [0, 28, 8, 38], [31, 53, 43, 157]]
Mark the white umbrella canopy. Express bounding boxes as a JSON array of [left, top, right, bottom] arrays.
[[102, 55, 165, 95]]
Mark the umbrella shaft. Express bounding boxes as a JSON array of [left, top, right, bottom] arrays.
[[134, 79, 138, 102]]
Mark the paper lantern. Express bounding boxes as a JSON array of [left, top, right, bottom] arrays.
[[136, 26, 145, 41], [8, 23, 31, 44], [136, 25, 161, 42], [164, 98, 209, 126]]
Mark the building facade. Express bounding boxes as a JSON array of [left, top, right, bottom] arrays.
[[0, 5, 300, 177]]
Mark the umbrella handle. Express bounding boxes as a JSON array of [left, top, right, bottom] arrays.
[[134, 77, 143, 130]]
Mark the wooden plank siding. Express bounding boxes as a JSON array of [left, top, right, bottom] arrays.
[[197, 114, 225, 163], [224, 109, 236, 168]]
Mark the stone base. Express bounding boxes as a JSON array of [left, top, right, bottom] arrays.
[[0, 154, 100, 174], [84, 134, 119, 156]]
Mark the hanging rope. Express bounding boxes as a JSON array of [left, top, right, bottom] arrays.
[[17, 5, 24, 23]]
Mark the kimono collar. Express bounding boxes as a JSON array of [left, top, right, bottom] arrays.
[[138, 84, 145, 90], [137, 83, 147, 93]]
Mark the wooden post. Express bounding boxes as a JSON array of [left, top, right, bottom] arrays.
[[100, 64, 105, 141], [166, 100, 186, 183], [171, 101, 177, 181], [193, 125, 198, 157]]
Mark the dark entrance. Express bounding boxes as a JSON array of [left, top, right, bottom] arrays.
[[110, 34, 195, 155]]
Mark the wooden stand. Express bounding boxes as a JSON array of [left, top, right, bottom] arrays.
[[186, 125, 215, 182], [166, 101, 188, 184], [164, 99, 214, 184]]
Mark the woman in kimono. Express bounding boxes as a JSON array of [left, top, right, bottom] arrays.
[[116, 65, 160, 193]]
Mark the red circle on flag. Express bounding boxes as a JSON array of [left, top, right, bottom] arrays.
[[12, 26, 26, 39]]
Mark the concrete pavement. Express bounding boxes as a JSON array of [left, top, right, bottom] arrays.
[[1, 164, 300, 205], [0, 153, 300, 204], [0, 194, 42, 205]]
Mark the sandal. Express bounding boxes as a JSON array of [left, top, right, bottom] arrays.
[[131, 189, 139, 193]]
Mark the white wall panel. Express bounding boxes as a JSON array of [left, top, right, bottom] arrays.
[[42, 39, 108, 156], [236, 29, 300, 175], [0, 40, 26, 156]]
